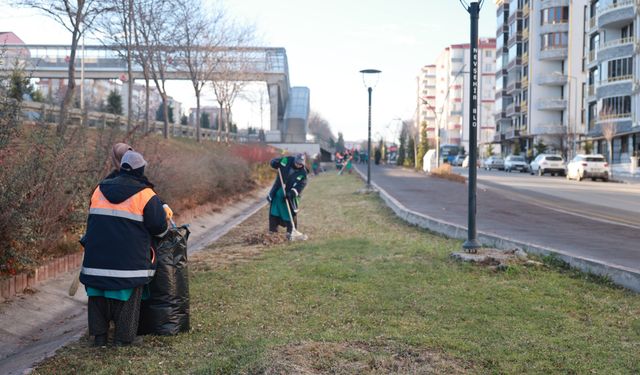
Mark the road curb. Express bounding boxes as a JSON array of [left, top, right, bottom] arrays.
[[353, 166, 640, 293]]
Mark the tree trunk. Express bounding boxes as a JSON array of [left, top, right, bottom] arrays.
[[195, 91, 201, 142], [609, 140, 614, 180], [225, 104, 231, 144], [162, 94, 169, 139], [144, 78, 150, 133], [58, 24, 82, 136], [217, 100, 223, 142]]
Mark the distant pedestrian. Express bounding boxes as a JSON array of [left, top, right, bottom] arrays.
[[80, 151, 171, 347], [267, 154, 308, 238]]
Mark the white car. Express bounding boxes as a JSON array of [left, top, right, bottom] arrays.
[[530, 154, 566, 176], [504, 155, 529, 173], [566, 154, 610, 181]]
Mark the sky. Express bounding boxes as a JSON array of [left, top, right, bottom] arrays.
[[0, 0, 496, 142]]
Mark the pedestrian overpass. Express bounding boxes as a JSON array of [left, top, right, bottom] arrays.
[[2, 43, 309, 142]]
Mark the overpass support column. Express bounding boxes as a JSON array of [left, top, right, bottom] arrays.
[[267, 84, 279, 132]]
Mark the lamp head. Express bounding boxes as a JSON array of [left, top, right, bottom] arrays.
[[360, 69, 381, 89]]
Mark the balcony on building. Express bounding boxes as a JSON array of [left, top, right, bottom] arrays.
[[493, 132, 506, 143], [520, 99, 528, 113], [507, 31, 522, 47], [586, 49, 598, 68], [540, 45, 568, 60], [506, 56, 522, 70], [537, 73, 568, 86], [598, 36, 636, 61], [537, 98, 567, 111], [505, 127, 521, 140], [508, 7, 522, 23], [535, 123, 564, 135], [521, 75, 529, 88], [589, 15, 597, 31], [598, 0, 636, 28], [596, 75, 635, 99], [587, 84, 597, 100], [521, 51, 529, 65], [505, 102, 521, 116], [505, 79, 521, 94]]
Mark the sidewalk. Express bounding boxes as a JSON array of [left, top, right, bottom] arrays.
[[355, 164, 640, 290]]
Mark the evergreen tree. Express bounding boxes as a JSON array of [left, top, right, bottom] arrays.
[[417, 122, 430, 170], [105, 90, 123, 115], [397, 125, 407, 166], [511, 142, 521, 155], [156, 103, 174, 123], [534, 139, 548, 155], [200, 112, 210, 128], [406, 136, 416, 167], [180, 114, 188, 126], [336, 132, 345, 153]]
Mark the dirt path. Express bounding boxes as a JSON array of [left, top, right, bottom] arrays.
[[0, 187, 268, 375]]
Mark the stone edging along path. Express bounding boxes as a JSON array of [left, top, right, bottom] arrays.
[[0, 252, 83, 303], [353, 166, 640, 293]]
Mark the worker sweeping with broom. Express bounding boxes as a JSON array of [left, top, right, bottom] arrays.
[[267, 153, 308, 241]]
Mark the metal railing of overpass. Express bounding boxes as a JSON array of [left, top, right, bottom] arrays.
[[2, 44, 296, 134]]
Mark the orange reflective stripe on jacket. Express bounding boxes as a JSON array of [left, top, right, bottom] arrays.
[[89, 187, 156, 222]]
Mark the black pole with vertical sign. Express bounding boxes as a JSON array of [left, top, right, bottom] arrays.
[[367, 87, 372, 187], [463, 1, 481, 252]]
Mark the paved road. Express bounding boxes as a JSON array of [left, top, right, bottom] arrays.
[[452, 167, 640, 228], [357, 164, 640, 272]]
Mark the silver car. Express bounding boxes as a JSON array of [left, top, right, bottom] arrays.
[[504, 155, 529, 173], [484, 156, 504, 171]]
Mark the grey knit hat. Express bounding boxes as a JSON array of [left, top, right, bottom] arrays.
[[120, 151, 147, 171]]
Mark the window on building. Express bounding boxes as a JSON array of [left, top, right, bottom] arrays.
[[602, 96, 631, 115], [607, 57, 633, 80], [541, 6, 569, 25], [621, 23, 634, 39], [541, 32, 568, 50]]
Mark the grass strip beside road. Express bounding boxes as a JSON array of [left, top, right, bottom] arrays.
[[35, 174, 640, 374]]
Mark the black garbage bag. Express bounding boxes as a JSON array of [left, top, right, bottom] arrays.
[[138, 225, 190, 336]]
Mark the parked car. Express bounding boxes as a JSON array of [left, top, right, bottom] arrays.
[[484, 156, 504, 170], [451, 154, 466, 166], [566, 154, 610, 181], [504, 154, 529, 173], [530, 154, 566, 176]]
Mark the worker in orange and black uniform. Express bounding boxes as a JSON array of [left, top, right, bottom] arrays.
[[80, 151, 171, 347]]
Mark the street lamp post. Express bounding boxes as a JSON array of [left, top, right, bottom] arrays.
[[460, 0, 483, 252], [360, 69, 381, 189]]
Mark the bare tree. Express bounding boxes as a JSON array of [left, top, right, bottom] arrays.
[[96, 0, 135, 132], [211, 33, 255, 143], [600, 106, 617, 180], [308, 110, 335, 143], [176, 0, 227, 142], [134, 0, 179, 139], [12, 0, 114, 136]]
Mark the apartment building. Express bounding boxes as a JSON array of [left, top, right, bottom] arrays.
[[585, 0, 640, 164], [415, 65, 437, 143], [417, 39, 496, 154], [495, 0, 588, 159]]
